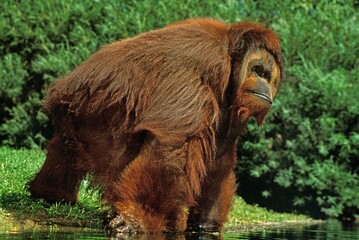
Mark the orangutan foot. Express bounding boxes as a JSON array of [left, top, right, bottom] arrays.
[[108, 214, 143, 234], [186, 221, 221, 233]]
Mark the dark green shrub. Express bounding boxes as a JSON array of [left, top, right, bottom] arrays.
[[234, 0, 359, 218], [235, 0, 358, 218], [237, 63, 358, 217], [0, 1, 105, 148]]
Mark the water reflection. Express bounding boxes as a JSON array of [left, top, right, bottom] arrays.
[[0, 220, 357, 239], [0, 230, 223, 240], [110, 232, 223, 240], [224, 220, 358, 240]]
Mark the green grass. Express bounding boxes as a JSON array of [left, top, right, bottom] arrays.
[[0, 147, 104, 231], [0, 147, 309, 232], [227, 198, 309, 231]]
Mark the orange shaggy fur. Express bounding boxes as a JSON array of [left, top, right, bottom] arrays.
[[28, 18, 284, 233]]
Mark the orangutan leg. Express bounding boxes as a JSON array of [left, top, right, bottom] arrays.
[[187, 143, 237, 232], [105, 137, 197, 233]]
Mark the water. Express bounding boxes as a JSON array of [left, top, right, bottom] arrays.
[[0, 220, 357, 239], [223, 220, 358, 240]]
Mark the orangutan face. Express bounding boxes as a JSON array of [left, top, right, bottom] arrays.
[[237, 48, 282, 124]]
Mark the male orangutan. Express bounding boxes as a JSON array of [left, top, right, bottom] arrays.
[[28, 18, 284, 233]]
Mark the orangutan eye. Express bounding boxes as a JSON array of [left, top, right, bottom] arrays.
[[252, 65, 271, 81], [252, 65, 264, 76]]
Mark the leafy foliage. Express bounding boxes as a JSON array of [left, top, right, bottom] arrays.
[[236, 0, 358, 218], [0, 0, 357, 217], [238, 64, 358, 218]]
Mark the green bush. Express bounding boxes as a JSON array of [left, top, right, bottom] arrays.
[[237, 63, 358, 218], [0, 0, 357, 217], [236, 1, 358, 217]]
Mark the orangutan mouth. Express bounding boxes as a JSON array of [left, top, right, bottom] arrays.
[[247, 90, 273, 104]]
